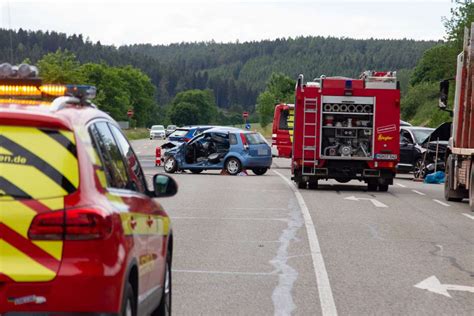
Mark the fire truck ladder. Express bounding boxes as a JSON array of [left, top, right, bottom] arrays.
[[302, 98, 318, 175]]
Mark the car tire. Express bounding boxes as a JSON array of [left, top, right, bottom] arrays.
[[164, 157, 178, 174], [121, 282, 136, 316], [152, 253, 172, 316], [225, 157, 242, 175], [297, 181, 306, 189], [190, 169, 203, 174], [252, 168, 268, 176], [378, 184, 389, 192], [445, 154, 464, 202]]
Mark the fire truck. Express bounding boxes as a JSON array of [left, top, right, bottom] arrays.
[[271, 103, 294, 158], [439, 23, 474, 210], [291, 72, 400, 191]]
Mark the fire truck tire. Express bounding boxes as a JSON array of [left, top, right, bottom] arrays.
[[297, 181, 307, 189], [121, 283, 136, 316], [444, 155, 464, 202], [378, 184, 389, 192], [189, 169, 203, 174], [470, 162, 474, 211], [164, 157, 178, 174], [308, 181, 318, 189], [367, 181, 378, 191], [225, 157, 242, 175], [252, 168, 268, 175]]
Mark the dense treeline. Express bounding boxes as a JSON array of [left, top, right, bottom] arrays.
[[1, 28, 436, 112]]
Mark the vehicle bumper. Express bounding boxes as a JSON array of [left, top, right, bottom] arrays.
[[271, 146, 279, 157], [150, 134, 166, 139], [242, 156, 272, 168]]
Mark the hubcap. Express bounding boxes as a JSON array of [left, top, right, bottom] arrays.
[[164, 262, 171, 315], [227, 160, 239, 174], [165, 158, 175, 171]]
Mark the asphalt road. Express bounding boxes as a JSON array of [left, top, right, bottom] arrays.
[[133, 138, 474, 315]]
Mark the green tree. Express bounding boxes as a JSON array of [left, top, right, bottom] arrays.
[[410, 45, 457, 86], [168, 102, 200, 126], [170, 89, 217, 124], [444, 0, 474, 50], [256, 91, 275, 127], [266, 73, 294, 103], [38, 49, 85, 83]]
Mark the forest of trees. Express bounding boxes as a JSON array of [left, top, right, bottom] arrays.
[[0, 28, 436, 115]]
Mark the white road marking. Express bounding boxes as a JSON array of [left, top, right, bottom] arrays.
[[396, 183, 407, 188], [274, 170, 338, 316], [415, 275, 474, 298], [412, 190, 426, 196], [433, 199, 450, 207], [344, 196, 388, 208], [462, 213, 474, 220]]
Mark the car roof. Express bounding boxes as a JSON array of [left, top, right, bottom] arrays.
[[402, 126, 434, 131], [0, 100, 113, 131], [204, 127, 244, 134]]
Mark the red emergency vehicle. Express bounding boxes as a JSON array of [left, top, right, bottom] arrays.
[[0, 63, 175, 315], [271, 103, 294, 158], [291, 72, 400, 191]]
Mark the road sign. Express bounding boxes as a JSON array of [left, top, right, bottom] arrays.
[[242, 111, 249, 119], [127, 109, 134, 118]]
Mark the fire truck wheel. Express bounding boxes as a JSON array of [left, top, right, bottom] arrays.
[[378, 184, 389, 192], [121, 282, 136, 316], [308, 181, 318, 189], [470, 162, 474, 211], [252, 168, 268, 176], [297, 181, 307, 189], [164, 157, 178, 174], [367, 181, 378, 191], [190, 169, 203, 174], [225, 157, 242, 175], [444, 155, 464, 202]]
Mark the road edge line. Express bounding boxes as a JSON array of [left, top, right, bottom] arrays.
[[274, 170, 338, 316]]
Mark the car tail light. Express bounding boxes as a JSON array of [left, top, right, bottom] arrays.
[[240, 133, 249, 150], [28, 208, 113, 241]]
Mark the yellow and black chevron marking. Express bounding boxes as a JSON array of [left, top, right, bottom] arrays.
[[0, 125, 79, 200], [288, 108, 294, 143]]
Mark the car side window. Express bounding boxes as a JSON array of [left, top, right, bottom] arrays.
[[89, 122, 131, 190], [229, 134, 238, 145], [109, 124, 148, 193], [401, 130, 413, 143]]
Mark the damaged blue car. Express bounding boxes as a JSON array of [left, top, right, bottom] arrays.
[[162, 127, 272, 175]]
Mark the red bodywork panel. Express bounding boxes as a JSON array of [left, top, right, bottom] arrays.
[[292, 75, 400, 172], [0, 103, 171, 314], [272, 103, 294, 158]]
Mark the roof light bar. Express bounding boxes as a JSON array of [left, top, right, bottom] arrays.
[[0, 84, 41, 96]]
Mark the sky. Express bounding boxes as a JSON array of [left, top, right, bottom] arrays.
[[0, 0, 453, 46]]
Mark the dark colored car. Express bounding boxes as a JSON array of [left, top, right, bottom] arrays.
[[398, 126, 434, 176], [167, 125, 215, 143], [163, 127, 272, 175], [165, 124, 177, 137]]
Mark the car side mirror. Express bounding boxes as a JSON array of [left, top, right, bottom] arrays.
[[439, 80, 449, 109], [153, 174, 178, 197]]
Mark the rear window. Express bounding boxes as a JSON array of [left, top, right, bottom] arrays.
[[0, 125, 79, 199], [245, 133, 267, 145], [279, 109, 290, 130], [171, 129, 189, 137]]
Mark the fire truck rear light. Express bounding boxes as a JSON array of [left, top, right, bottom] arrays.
[[28, 208, 113, 241], [272, 133, 277, 138]]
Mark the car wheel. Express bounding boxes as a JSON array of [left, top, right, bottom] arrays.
[[413, 158, 425, 179], [121, 283, 136, 316], [164, 157, 178, 174], [190, 169, 203, 174], [378, 184, 389, 192], [152, 253, 172, 316], [251, 168, 268, 176], [445, 154, 464, 202], [225, 158, 242, 175]]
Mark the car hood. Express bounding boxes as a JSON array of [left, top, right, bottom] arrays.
[[421, 122, 451, 145]]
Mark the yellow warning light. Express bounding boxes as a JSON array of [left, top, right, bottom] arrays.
[[0, 85, 41, 96], [0, 98, 49, 106], [40, 84, 67, 96]]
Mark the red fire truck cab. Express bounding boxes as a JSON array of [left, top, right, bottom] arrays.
[[271, 103, 294, 158], [291, 72, 400, 191]]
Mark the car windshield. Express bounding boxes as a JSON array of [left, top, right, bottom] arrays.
[[152, 126, 164, 130], [245, 133, 267, 145], [170, 129, 189, 137], [412, 128, 434, 144]]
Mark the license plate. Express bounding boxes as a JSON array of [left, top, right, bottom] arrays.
[[258, 148, 268, 155]]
